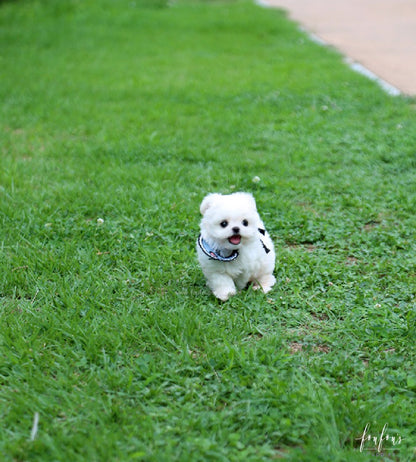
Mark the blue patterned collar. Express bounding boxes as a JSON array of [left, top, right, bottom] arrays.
[[197, 234, 239, 262]]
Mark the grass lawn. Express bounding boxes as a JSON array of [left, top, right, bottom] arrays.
[[1, 0, 416, 460]]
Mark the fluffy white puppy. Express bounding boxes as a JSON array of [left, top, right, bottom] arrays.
[[196, 192, 276, 301]]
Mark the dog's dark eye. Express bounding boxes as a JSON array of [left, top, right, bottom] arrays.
[[242, 219, 249, 227], [220, 220, 228, 228]]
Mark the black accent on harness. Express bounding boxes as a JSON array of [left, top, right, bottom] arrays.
[[258, 228, 270, 253], [261, 240, 271, 254]]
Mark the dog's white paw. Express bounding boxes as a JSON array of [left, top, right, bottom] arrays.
[[252, 281, 262, 291], [213, 286, 237, 302], [253, 274, 276, 293]]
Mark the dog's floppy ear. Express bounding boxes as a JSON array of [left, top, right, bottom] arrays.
[[200, 193, 222, 215]]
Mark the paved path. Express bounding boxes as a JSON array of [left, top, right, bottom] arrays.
[[262, 0, 416, 95]]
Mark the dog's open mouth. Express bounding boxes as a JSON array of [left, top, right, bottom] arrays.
[[228, 235, 241, 245]]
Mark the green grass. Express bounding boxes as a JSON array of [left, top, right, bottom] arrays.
[[1, 0, 416, 460]]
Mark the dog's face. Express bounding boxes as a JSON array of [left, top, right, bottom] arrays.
[[199, 192, 261, 251]]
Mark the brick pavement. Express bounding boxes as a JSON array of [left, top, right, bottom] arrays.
[[262, 0, 416, 95]]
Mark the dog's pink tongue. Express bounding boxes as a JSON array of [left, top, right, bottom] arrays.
[[229, 235, 241, 245]]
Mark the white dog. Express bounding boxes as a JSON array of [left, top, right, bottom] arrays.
[[196, 192, 276, 301]]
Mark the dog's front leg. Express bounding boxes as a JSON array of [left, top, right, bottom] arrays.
[[207, 274, 237, 301]]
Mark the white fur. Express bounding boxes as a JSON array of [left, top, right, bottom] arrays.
[[196, 192, 276, 301]]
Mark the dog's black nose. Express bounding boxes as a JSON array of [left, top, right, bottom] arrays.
[[232, 226, 240, 234]]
